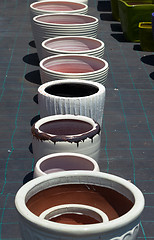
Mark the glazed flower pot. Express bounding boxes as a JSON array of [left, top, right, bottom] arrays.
[[110, 0, 120, 21], [30, 1, 88, 22], [39, 204, 109, 224], [33, 152, 100, 178], [139, 22, 154, 51], [118, 0, 154, 42], [39, 54, 109, 85], [38, 79, 106, 126], [32, 13, 99, 60], [31, 114, 101, 162], [41, 36, 105, 59], [15, 170, 145, 240]]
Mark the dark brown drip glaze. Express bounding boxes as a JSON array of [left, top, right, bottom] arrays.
[[49, 213, 101, 225], [45, 83, 99, 98], [31, 119, 100, 143], [26, 184, 134, 221]]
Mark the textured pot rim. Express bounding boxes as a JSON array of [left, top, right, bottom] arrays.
[[30, 1, 88, 14], [31, 114, 100, 142], [33, 13, 98, 26], [39, 54, 109, 76], [41, 36, 104, 54], [15, 171, 145, 236], [34, 152, 100, 177], [38, 79, 105, 99]]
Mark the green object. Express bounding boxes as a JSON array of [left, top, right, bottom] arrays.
[[110, 0, 120, 21], [139, 22, 154, 51], [118, 0, 154, 42]]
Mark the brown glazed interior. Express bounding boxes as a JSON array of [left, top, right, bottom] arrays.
[[26, 184, 134, 221]]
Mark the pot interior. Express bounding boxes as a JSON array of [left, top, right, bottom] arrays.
[[39, 119, 93, 135], [45, 82, 99, 97], [32, 1, 85, 11], [43, 56, 106, 73], [39, 155, 95, 173], [26, 183, 134, 221]]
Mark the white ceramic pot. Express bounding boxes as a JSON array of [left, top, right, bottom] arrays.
[[41, 36, 105, 59], [32, 13, 98, 60], [39, 204, 109, 224], [33, 152, 100, 177], [15, 170, 145, 240], [30, 1, 88, 23], [39, 54, 109, 85], [31, 114, 101, 162], [38, 79, 106, 126], [33, 0, 89, 5]]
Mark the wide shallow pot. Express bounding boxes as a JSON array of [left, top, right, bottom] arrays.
[[139, 22, 154, 51], [30, 1, 88, 22], [41, 36, 105, 59], [39, 54, 109, 85], [32, 13, 99, 59], [38, 79, 106, 126], [31, 114, 101, 162], [15, 170, 145, 240], [33, 152, 100, 178], [118, 0, 154, 42]]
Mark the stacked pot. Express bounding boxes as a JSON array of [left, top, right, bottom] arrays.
[[14, 1, 145, 240]]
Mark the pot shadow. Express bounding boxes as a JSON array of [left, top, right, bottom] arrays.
[[111, 33, 126, 42], [133, 44, 142, 51], [25, 70, 42, 85], [110, 23, 122, 32], [29, 40, 36, 48], [100, 12, 113, 21], [30, 115, 40, 126], [140, 55, 154, 66], [150, 72, 154, 80], [23, 171, 34, 185], [97, 0, 111, 12], [33, 94, 38, 104], [23, 52, 39, 66]]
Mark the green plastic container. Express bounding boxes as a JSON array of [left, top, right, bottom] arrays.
[[118, 0, 154, 42], [139, 22, 154, 51], [110, 0, 120, 21]]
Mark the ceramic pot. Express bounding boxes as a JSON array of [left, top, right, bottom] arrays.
[[152, 12, 154, 38], [32, 13, 98, 60], [31, 114, 101, 162], [30, 1, 88, 23], [38, 79, 106, 126], [33, 152, 100, 178], [15, 170, 145, 240], [39, 204, 109, 223], [41, 36, 105, 59], [118, 0, 154, 42], [139, 22, 154, 51], [110, 0, 120, 21], [34, 0, 88, 5], [39, 54, 109, 85]]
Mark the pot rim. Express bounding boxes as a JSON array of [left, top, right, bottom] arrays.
[[39, 54, 109, 76], [33, 13, 98, 26], [41, 36, 104, 54], [34, 152, 100, 177], [31, 114, 100, 142], [30, 0, 88, 13], [38, 79, 105, 99], [15, 171, 145, 236]]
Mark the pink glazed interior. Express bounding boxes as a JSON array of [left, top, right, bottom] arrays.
[[32, 1, 85, 11]]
